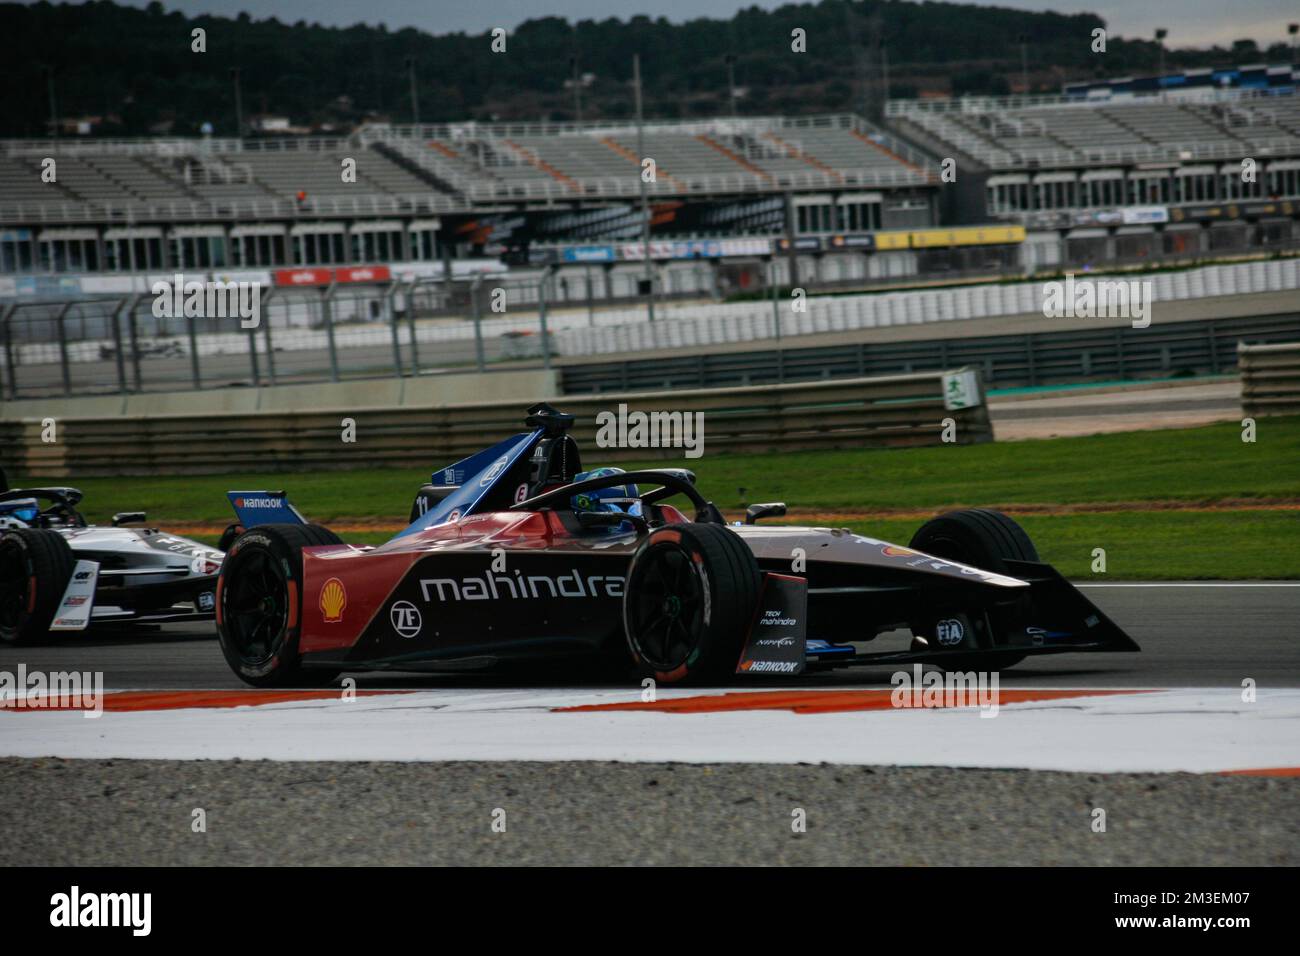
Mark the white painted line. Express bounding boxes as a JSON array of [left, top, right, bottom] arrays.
[[2, 688, 1298, 773]]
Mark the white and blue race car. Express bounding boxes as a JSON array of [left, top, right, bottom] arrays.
[[0, 469, 225, 644]]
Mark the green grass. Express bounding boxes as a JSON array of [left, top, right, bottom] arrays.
[[16, 417, 1299, 579], [40, 416, 1298, 523], [679, 418, 1300, 511], [837, 512, 1299, 580]]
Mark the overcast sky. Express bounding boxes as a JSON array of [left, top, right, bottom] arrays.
[[81, 0, 1300, 50]]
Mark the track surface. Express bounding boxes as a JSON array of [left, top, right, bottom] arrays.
[[3, 583, 1296, 866], [2, 584, 1296, 691]]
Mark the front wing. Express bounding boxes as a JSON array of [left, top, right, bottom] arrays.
[[738, 561, 1138, 672]]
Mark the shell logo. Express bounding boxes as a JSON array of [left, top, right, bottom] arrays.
[[319, 578, 347, 622]]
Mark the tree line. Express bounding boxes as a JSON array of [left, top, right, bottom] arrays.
[[2, 0, 1290, 136]]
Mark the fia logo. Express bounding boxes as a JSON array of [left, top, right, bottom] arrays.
[[936, 619, 965, 646], [390, 601, 423, 638]]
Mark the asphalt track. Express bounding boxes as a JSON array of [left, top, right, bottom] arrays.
[[2, 583, 1296, 691], [3, 583, 1296, 866]]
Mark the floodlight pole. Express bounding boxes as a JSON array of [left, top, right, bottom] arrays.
[[407, 57, 420, 127], [570, 56, 583, 123], [230, 68, 243, 138], [634, 53, 655, 323], [725, 54, 738, 118], [1155, 29, 1168, 99], [46, 67, 59, 141]]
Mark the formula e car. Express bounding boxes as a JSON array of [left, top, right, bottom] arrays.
[[214, 403, 1139, 686], [0, 469, 224, 644]]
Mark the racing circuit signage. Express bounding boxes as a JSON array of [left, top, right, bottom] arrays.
[[273, 265, 392, 287]]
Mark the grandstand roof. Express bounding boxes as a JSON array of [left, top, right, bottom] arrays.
[[0, 115, 935, 226], [888, 88, 1300, 171]]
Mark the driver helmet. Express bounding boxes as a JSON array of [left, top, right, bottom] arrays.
[[0, 498, 39, 525], [570, 467, 641, 515]]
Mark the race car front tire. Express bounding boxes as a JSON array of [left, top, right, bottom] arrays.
[[623, 523, 761, 684], [0, 529, 75, 645], [215, 523, 343, 687], [908, 508, 1038, 671]]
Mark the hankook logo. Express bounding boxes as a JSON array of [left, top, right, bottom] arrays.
[[236, 497, 283, 509]]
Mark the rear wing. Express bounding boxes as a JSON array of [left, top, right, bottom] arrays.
[[395, 429, 542, 539], [226, 491, 308, 529]]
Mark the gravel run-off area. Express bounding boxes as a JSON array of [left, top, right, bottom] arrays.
[[2, 758, 1296, 866]]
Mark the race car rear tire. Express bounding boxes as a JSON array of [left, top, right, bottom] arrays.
[[908, 508, 1038, 671], [623, 523, 761, 684], [215, 523, 342, 687], [216, 523, 245, 553], [0, 529, 75, 645]]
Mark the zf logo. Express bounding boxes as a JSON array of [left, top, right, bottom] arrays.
[[390, 601, 422, 639]]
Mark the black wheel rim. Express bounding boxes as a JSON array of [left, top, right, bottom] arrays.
[[0, 543, 28, 635], [629, 543, 705, 671], [224, 548, 290, 666]]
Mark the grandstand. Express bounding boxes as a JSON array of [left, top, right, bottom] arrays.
[[0, 114, 944, 277], [888, 87, 1300, 224], [0, 115, 930, 215], [1, 86, 1297, 287], [366, 115, 932, 203], [890, 91, 1300, 169]]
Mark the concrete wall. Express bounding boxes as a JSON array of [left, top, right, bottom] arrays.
[[0, 368, 559, 421], [2, 371, 990, 478]]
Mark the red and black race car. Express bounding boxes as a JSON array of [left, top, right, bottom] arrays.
[[214, 403, 1138, 686]]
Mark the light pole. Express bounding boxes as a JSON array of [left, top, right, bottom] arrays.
[[1289, 23, 1298, 64], [407, 57, 420, 127], [725, 53, 738, 117], [1155, 28, 1168, 96], [570, 56, 583, 122], [46, 66, 58, 140], [881, 46, 890, 106], [1017, 33, 1029, 95], [230, 67, 243, 138], [633, 53, 654, 323]]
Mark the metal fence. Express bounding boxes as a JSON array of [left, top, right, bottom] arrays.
[[560, 314, 1300, 393], [1239, 341, 1300, 418], [1, 370, 991, 478], [0, 282, 560, 399], [5, 255, 1299, 400]]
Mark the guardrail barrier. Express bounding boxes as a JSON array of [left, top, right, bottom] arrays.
[[0, 370, 991, 478], [1239, 341, 1300, 418]]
